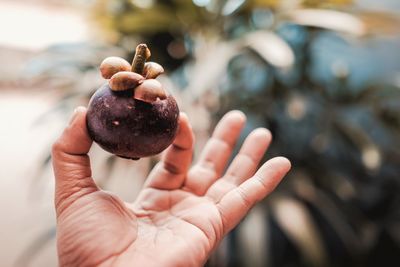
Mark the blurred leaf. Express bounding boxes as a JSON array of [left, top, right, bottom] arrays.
[[184, 38, 239, 97], [222, 0, 246, 16], [334, 117, 374, 148], [271, 195, 328, 266], [285, 9, 366, 36], [118, 8, 178, 33], [237, 205, 270, 267], [302, 0, 353, 8], [252, 0, 280, 9], [359, 11, 400, 35], [292, 179, 363, 256], [243, 30, 295, 68]]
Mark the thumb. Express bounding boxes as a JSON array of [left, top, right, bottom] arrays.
[[52, 106, 98, 217]]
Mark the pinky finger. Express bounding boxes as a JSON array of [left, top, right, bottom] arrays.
[[216, 157, 291, 234]]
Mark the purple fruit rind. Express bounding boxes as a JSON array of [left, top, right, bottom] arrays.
[[86, 83, 179, 159]]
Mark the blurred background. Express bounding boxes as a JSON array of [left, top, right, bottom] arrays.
[[1, 0, 400, 266]]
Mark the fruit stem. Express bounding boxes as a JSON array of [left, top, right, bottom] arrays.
[[132, 44, 151, 75]]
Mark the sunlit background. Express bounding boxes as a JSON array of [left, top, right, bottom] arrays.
[[1, 0, 400, 266]]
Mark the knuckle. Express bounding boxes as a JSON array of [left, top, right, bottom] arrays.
[[237, 187, 253, 210], [51, 139, 63, 156], [163, 161, 181, 175]]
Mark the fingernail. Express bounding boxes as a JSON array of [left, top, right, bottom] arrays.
[[179, 112, 192, 128], [69, 107, 84, 125], [179, 112, 188, 120]]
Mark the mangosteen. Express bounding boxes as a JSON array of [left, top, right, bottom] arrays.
[[86, 44, 179, 160]]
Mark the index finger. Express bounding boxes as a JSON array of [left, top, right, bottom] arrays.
[[183, 110, 246, 195], [144, 113, 194, 190]]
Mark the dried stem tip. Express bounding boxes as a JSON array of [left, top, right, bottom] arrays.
[[132, 44, 151, 75]]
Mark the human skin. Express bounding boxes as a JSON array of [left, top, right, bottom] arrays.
[[52, 107, 291, 267]]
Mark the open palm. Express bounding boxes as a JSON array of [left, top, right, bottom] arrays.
[[52, 107, 291, 267]]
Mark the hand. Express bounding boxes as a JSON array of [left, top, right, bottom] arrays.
[[52, 107, 291, 267]]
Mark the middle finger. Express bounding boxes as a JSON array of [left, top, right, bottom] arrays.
[[183, 110, 246, 195]]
